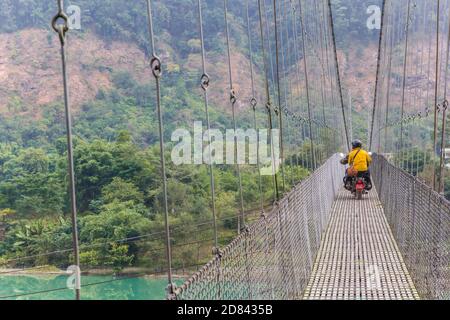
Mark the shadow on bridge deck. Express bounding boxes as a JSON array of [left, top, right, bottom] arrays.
[[303, 187, 420, 300]]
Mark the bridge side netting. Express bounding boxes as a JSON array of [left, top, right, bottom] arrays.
[[373, 154, 450, 300], [172, 154, 342, 300]]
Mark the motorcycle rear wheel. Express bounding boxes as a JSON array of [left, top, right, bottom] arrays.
[[356, 190, 362, 200]]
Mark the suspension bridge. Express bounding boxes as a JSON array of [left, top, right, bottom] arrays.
[[1, 0, 449, 300]]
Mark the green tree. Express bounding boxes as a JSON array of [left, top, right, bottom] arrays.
[[100, 178, 144, 207]]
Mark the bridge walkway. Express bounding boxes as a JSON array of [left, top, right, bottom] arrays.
[[303, 188, 420, 300]]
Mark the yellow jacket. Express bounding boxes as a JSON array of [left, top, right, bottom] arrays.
[[348, 148, 372, 172]]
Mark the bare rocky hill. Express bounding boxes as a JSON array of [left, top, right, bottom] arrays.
[[0, 29, 152, 117], [0, 29, 267, 118], [0, 28, 396, 120]]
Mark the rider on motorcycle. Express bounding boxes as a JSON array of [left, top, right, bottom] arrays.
[[340, 140, 373, 191]]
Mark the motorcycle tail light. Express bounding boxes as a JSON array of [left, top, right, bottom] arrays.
[[356, 180, 365, 191]]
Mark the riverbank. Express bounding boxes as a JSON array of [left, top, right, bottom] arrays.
[[0, 266, 190, 279]]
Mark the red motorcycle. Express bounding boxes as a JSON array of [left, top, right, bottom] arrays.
[[354, 177, 366, 200], [340, 153, 370, 200], [343, 174, 368, 200]]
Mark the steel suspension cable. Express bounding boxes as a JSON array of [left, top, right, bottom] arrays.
[[406, 3, 417, 173], [317, 1, 331, 160], [383, 3, 394, 144], [290, 1, 308, 169], [313, 14, 324, 163], [282, 0, 300, 187], [246, 0, 265, 213], [438, 4, 450, 194], [272, 0, 287, 192], [326, 0, 350, 152], [369, 0, 386, 150], [311, 1, 326, 165], [291, 1, 305, 119], [424, 3, 434, 170], [384, 2, 396, 154], [280, 0, 295, 187], [408, 8, 417, 174], [433, 0, 441, 190], [308, 3, 321, 166], [223, 0, 246, 231], [285, 0, 308, 181], [407, 3, 426, 174], [298, 0, 316, 169], [51, 0, 81, 301], [197, 0, 218, 249], [145, 0, 174, 298], [415, 2, 428, 177], [321, 0, 340, 152], [316, 1, 329, 132], [398, 0, 412, 168], [423, 3, 433, 169], [263, 0, 276, 103], [258, 0, 279, 202]]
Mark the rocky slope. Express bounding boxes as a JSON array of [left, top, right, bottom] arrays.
[[0, 28, 395, 120]]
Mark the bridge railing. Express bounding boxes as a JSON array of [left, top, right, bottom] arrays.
[[172, 154, 343, 300], [373, 154, 450, 300]]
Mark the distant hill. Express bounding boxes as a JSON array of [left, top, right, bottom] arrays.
[[0, 0, 388, 145]]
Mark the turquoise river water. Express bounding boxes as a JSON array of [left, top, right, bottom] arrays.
[[0, 275, 184, 300]]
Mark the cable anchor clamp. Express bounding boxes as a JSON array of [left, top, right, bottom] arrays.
[[260, 210, 267, 219], [241, 225, 250, 233], [212, 247, 223, 258], [230, 89, 237, 105], [166, 283, 177, 299], [201, 73, 210, 91], [250, 97, 257, 110], [51, 1, 69, 46], [273, 106, 280, 115], [151, 55, 162, 78]]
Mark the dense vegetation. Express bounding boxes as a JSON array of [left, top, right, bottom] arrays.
[[0, 0, 381, 53], [0, 73, 313, 272], [0, 46, 313, 262], [0, 0, 448, 277], [0, 130, 309, 272]]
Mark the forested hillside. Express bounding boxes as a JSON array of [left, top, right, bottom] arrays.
[[0, 0, 393, 273]]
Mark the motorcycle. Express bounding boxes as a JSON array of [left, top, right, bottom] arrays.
[[339, 153, 371, 200], [345, 175, 367, 200]]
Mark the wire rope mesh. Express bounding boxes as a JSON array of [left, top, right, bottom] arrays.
[[172, 154, 342, 300], [372, 154, 450, 300]]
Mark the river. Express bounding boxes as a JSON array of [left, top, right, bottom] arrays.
[[0, 274, 184, 300]]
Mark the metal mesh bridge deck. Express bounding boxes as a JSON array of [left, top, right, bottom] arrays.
[[172, 155, 449, 300], [303, 188, 419, 300]]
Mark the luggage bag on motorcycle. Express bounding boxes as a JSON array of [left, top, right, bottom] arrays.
[[347, 166, 358, 177], [347, 149, 361, 177]]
